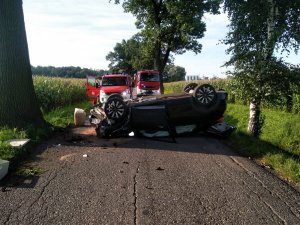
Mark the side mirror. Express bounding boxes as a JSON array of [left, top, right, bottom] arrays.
[[95, 83, 100, 88]]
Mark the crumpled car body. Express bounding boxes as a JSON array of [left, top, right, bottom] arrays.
[[93, 83, 235, 139]]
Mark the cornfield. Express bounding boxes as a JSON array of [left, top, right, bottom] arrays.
[[33, 76, 87, 113]]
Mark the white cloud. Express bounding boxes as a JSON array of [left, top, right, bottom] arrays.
[[24, 0, 137, 69], [174, 13, 231, 76], [23, 1, 298, 77]]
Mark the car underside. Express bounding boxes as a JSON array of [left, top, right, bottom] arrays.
[[90, 83, 235, 139]]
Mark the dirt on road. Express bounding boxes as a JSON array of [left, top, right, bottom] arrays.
[[1, 125, 300, 225]]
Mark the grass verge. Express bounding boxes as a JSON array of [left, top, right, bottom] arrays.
[[0, 101, 92, 165], [44, 101, 91, 127], [225, 103, 300, 185]]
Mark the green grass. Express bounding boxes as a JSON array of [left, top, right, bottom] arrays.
[[0, 100, 92, 164], [225, 103, 300, 184], [16, 166, 47, 177], [44, 101, 91, 127], [0, 128, 29, 161]]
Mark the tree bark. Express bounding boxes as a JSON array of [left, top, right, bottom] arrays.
[[247, 0, 277, 136], [286, 92, 293, 113], [266, 0, 277, 59], [153, 40, 165, 94], [247, 101, 262, 136], [0, 0, 45, 128]]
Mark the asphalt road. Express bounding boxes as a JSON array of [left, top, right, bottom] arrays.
[[0, 127, 300, 225]]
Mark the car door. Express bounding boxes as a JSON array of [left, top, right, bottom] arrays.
[[86, 76, 100, 104]]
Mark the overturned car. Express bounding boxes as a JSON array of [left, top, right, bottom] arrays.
[[90, 83, 234, 139]]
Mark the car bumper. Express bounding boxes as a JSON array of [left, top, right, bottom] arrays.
[[100, 93, 131, 103], [136, 88, 160, 96]]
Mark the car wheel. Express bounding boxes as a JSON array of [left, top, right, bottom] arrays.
[[104, 97, 128, 121], [193, 84, 216, 105], [107, 93, 123, 101], [183, 83, 198, 93]]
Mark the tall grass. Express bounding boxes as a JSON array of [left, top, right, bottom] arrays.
[[225, 104, 300, 156], [225, 104, 300, 184], [33, 76, 87, 113]]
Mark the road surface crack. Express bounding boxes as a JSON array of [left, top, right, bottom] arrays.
[[4, 169, 59, 225], [229, 156, 296, 222], [133, 163, 140, 225], [263, 199, 287, 225]]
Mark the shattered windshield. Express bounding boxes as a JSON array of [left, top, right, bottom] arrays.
[[102, 77, 127, 86], [140, 73, 160, 82]]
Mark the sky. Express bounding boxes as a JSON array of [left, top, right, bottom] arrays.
[[23, 0, 299, 78]]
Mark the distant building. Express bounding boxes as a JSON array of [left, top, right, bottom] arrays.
[[185, 75, 200, 81]]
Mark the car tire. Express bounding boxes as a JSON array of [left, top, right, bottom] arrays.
[[193, 84, 216, 105], [104, 96, 128, 121], [183, 83, 198, 93], [107, 93, 123, 101]]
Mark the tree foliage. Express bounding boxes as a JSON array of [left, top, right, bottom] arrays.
[[113, 0, 221, 92], [224, 0, 300, 64], [223, 0, 300, 136], [31, 66, 107, 78], [106, 34, 154, 74], [164, 64, 186, 82]]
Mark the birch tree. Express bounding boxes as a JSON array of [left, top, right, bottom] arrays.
[[223, 0, 300, 136]]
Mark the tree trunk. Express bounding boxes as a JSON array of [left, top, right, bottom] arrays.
[[286, 92, 293, 113], [247, 101, 262, 136], [153, 40, 165, 94], [0, 0, 45, 128], [247, 0, 277, 136], [231, 93, 235, 103], [266, 0, 277, 59]]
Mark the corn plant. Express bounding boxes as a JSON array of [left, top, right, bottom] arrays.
[[33, 76, 87, 112]]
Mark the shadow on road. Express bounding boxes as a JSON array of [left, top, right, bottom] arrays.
[[57, 125, 241, 157], [0, 174, 40, 191]]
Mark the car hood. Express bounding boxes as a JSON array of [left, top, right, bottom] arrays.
[[101, 86, 128, 94]]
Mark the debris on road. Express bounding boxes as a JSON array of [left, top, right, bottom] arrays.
[[74, 108, 86, 126], [156, 167, 164, 171], [6, 139, 30, 148], [0, 159, 9, 180], [89, 107, 106, 125]]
